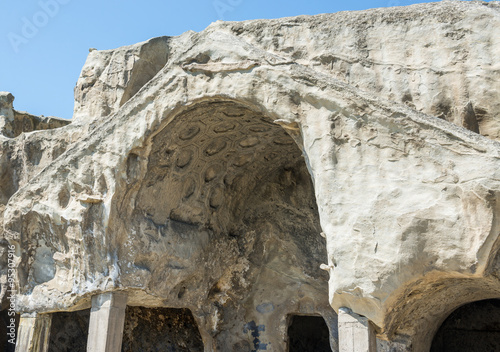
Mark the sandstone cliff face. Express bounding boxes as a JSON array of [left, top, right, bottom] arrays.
[[0, 92, 70, 139], [73, 37, 169, 122], [216, 1, 500, 139], [2, 2, 500, 351], [74, 1, 500, 141]]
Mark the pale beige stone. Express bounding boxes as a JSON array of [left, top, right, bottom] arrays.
[[15, 313, 51, 352], [1, 1, 500, 351], [0, 92, 15, 138], [338, 308, 376, 352], [87, 292, 127, 352]]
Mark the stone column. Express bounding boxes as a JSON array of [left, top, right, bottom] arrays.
[[15, 313, 52, 352], [87, 292, 127, 352], [338, 308, 376, 352]]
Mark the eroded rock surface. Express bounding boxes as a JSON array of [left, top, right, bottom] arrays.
[[0, 92, 70, 139], [122, 307, 204, 352], [1, 1, 500, 351], [73, 37, 169, 122]]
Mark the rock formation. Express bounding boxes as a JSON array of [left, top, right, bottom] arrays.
[[1, 1, 500, 351]]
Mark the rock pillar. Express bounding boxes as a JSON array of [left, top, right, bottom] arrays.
[[15, 313, 52, 352], [0, 92, 15, 138], [86, 292, 127, 352], [338, 308, 376, 352]]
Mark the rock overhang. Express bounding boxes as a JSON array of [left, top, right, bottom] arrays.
[[1, 1, 500, 349]]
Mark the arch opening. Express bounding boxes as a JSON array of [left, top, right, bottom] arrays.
[[380, 275, 500, 352], [115, 100, 334, 350], [430, 299, 500, 352], [287, 315, 332, 352]]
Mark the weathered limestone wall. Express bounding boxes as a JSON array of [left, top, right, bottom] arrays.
[[0, 92, 70, 139], [0, 93, 15, 138], [0, 92, 72, 215], [214, 1, 500, 139], [73, 2, 500, 140], [73, 37, 170, 122], [1, 1, 500, 351], [0, 94, 73, 319]]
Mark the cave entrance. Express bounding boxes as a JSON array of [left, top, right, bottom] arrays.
[[122, 307, 203, 352], [430, 299, 500, 352], [288, 315, 332, 352], [49, 309, 90, 352], [120, 100, 332, 349]]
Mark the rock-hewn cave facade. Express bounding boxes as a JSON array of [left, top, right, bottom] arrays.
[[1, 1, 500, 351]]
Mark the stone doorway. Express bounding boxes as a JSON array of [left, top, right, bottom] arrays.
[[430, 299, 500, 352], [49, 309, 90, 352], [287, 315, 332, 352]]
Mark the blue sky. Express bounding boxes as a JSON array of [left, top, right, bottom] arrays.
[[0, 0, 457, 119]]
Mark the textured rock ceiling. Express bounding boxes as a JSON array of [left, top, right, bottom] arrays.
[[136, 101, 301, 231]]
